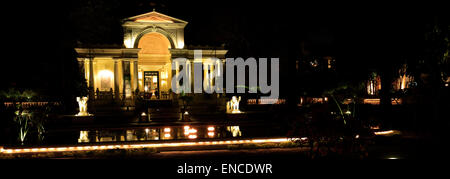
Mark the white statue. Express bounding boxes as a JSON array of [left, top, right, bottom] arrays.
[[78, 131, 89, 143], [227, 96, 241, 113], [227, 126, 242, 137], [76, 96, 90, 116]]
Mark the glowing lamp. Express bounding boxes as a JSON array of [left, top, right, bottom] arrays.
[[208, 132, 214, 137]]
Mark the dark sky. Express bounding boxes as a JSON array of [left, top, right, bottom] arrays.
[[1, 0, 448, 94], [4, 1, 447, 55]]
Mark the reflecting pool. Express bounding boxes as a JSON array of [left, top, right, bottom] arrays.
[[44, 124, 285, 145]]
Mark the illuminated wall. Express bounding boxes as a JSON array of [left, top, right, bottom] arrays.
[[93, 58, 115, 91], [137, 32, 172, 95], [122, 10, 187, 49], [76, 11, 227, 99], [138, 32, 171, 55]]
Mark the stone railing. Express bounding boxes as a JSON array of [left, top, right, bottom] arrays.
[[3, 101, 61, 108]]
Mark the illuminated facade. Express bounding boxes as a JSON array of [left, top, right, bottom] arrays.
[[76, 10, 227, 99]]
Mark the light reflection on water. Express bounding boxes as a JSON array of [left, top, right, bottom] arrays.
[[77, 125, 242, 143]]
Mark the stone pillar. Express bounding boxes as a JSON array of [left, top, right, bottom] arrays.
[[204, 63, 211, 91], [122, 60, 131, 99], [77, 59, 85, 77], [89, 58, 95, 100], [114, 60, 120, 101], [187, 60, 192, 92], [210, 64, 214, 89], [133, 60, 138, 92], [89, 58, 94, 88], [175, 60, 180, 90]]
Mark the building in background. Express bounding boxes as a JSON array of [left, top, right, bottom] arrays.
[[76, 10, 227, 100]]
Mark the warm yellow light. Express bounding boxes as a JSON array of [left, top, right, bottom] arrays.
[[161, 71, 168, 79], [364, 99, 380, 105], [227, 126, 242, 137], [1, 138, 294, 154], [164, 128, 171, 133], [374, 130, 396, 135], [207, 126, 215, 131], [124, 37, 133, 48], [98, 70, 114, 84], [208, 132, 215, 137], [400, 74, 407, 90], [189, 129, 197, 133], [78, 131, 89, 143], [227, 96, 241, 113], [177, 40, 185, 49]]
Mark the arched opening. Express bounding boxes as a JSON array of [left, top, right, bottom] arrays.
[[137, 32, 172, 99], [137, 32, 171, 55]]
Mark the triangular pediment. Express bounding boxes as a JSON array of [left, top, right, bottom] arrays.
[[126, 10, 187, 24]]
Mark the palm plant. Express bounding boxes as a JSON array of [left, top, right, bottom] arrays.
[[324, 82, 365, 125], [15, 110, 32, 145]]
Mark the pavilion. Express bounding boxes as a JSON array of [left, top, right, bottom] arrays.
[[75, 10, 227, 100]]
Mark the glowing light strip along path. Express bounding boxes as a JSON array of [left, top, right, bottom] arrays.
[[0, 138, 295, 154]]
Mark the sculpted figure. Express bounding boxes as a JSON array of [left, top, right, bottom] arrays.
[[227, 96, 241, 113], [76, 96, 89, 116]]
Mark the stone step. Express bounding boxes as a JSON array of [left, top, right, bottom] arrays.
[[149, 113, 181, 121], [149, 108, 180, 113], [144, 100, 175, 107]]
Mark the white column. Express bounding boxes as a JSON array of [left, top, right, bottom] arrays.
[[133, 60, 138, 91], [88, 58, 95, 100], [187, 60, 191, 92], [114, 60, 120, 100], [89, 58, 94, 88], [175, 61, 180, 90]]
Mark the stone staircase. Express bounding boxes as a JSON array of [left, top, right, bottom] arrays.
[[146, 100, 181, 121], [88, 99, 136, 123]]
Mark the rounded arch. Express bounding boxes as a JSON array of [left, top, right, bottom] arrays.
[[137, 32, 171, 55], [134, 27, 176, 49]]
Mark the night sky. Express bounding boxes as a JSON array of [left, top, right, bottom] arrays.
[[1, 0, 447, 97]]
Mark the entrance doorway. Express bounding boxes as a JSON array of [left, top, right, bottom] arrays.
[[144, 71, 159, 99]]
